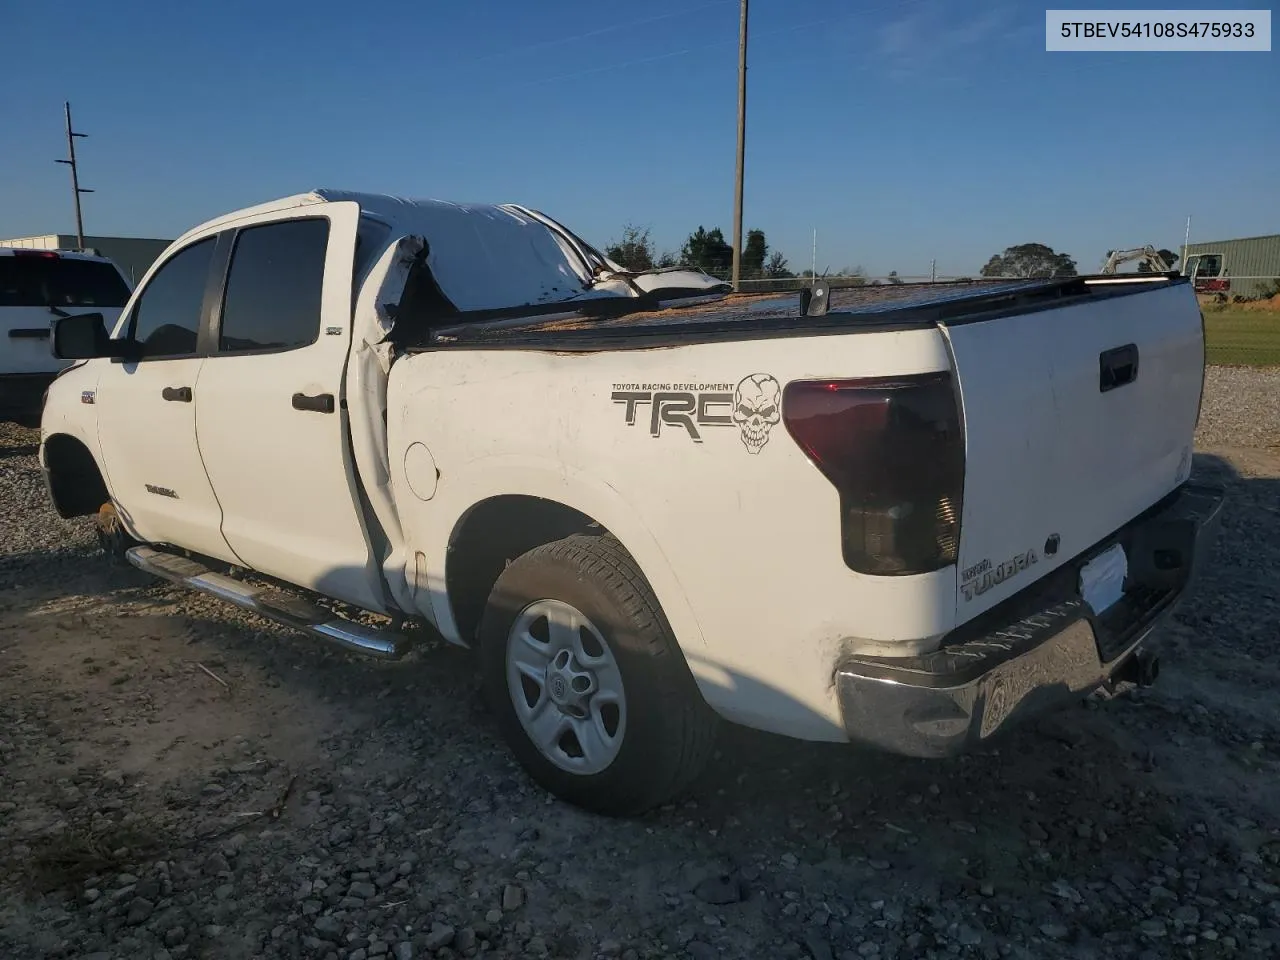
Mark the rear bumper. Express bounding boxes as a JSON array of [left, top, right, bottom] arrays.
[[834, 482, 1225, 758], [0, 372, 57, 422]]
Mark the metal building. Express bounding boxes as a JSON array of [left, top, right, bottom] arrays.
[[0, 234, 171, 286], [1181, 233, 1280, 300]]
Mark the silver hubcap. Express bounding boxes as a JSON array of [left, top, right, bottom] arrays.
[[506, 599, 627, 775]]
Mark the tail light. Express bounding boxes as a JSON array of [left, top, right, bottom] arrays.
[[783, 373, 965, 576], [13, 249, 60, 259]]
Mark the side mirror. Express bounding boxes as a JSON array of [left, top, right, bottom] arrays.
[[52, 312, 133, 360]]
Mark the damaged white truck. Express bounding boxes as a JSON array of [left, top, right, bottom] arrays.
[[40, 190, 1224, 815]]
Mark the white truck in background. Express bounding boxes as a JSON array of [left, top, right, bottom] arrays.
[[39, 190, 1223, 815], [0, 247, 131, 425]]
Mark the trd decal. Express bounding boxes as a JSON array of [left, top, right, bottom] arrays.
[[611, 373, 782, 454], [144, 484, 178, 499], [611, 382, 736, 443], [961, 549, 1038, 601]]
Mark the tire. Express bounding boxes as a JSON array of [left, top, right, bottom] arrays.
[[478, 534, 718, 816]]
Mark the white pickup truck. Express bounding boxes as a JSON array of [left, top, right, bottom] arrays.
[[40, 190, 1224, 815], [1, 247, 132, 425]]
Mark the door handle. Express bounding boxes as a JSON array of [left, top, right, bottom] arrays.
[[161, 386, 193, 402], [1099, 343, 1139, 393], [292, 392, 335, 413], [8, 328, 51, 339]]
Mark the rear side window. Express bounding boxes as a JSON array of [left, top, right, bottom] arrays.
[[354, 216, 391, 287], [0, 255, 131, 308], [130, 238, 216, 359], [1189, 254, 1223, 277], [219, 218, 330, 353]]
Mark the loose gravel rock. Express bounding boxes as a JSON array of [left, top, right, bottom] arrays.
[[1196, 365, 1280, 449], [2, 369, 1280, 959]]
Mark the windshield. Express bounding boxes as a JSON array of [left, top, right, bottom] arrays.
[[0, 255, 131, 308]]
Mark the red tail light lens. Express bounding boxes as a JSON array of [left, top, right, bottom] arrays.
[[13, 250, 60, 259], [783, 373, 964, 576]]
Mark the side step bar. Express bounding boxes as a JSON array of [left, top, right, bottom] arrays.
[[126, 546, 412, 660]]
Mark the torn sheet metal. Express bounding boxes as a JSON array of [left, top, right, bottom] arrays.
[[347, 234, 424, 614]]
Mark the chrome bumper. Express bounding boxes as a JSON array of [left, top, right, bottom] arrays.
[[834, 482, 1226, 759]]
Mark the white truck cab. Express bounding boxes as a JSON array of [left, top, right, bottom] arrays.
[[39, 190, 1224, 815], [0, 247, 131, 425]]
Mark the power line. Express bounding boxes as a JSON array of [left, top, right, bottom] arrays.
[[731, 0, 748, 291], [55, 101, 93, 251]]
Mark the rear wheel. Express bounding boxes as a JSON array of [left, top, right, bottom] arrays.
[[478, 534, 718, 816]]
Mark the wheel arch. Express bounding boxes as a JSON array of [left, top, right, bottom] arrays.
[[41, 432, 109, 519], [445, 495, 601, 648], [432, 479, 706, 662]]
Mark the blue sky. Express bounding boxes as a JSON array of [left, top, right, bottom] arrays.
[[3, 0, 1276, 276]]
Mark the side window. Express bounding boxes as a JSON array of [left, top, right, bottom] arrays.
[[353, 216, 391, 287], [219, 218, 330, 353], [129, 238, 216, 359], [1187, 254, 1223, 278]]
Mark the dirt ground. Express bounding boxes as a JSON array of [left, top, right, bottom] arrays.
[[1, 377, 1278, 959]]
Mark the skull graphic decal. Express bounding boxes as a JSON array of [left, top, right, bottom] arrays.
[[732, 374, 782, 454]]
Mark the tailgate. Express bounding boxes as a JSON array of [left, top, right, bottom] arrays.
[[942, 280, 1204, 620]]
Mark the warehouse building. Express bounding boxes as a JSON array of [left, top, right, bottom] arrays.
[[1181, 233, 1280, 300], [0, 234, 172, 286]]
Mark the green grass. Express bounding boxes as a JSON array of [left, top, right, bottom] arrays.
[[1203, 308, 1280, 367]]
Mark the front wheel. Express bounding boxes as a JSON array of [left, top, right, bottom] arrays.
[[478, 534, 718, 816]]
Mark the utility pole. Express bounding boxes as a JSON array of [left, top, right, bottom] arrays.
[[730, 0, 748, 291], [56, 101, 92, 251], [811, 228, 817, 282]]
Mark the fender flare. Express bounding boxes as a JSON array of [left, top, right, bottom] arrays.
[[407, 456, 709, 661]]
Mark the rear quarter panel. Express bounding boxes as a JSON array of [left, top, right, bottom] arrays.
[[387, 329, 957, 741]]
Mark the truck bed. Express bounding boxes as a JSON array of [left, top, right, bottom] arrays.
[[419, 275, 1182, 351]]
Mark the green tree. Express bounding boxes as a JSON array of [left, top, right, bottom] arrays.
[[604, 223, 656, 272], [743, 229, 768, 278], [680, 226, 734, 278], [835, 265, 868, 287], [764, 250, 793, 278], [980, 243, 1078, 279]]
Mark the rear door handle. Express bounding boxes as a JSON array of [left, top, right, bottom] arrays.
[[1099, 343, 1139, 393], [292, 392, 335, 413], [161, 386, 193, 402]]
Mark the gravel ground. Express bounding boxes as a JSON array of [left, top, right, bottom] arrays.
[[1194, 366, 1280, 449], [1, 371, 1278, 960]]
